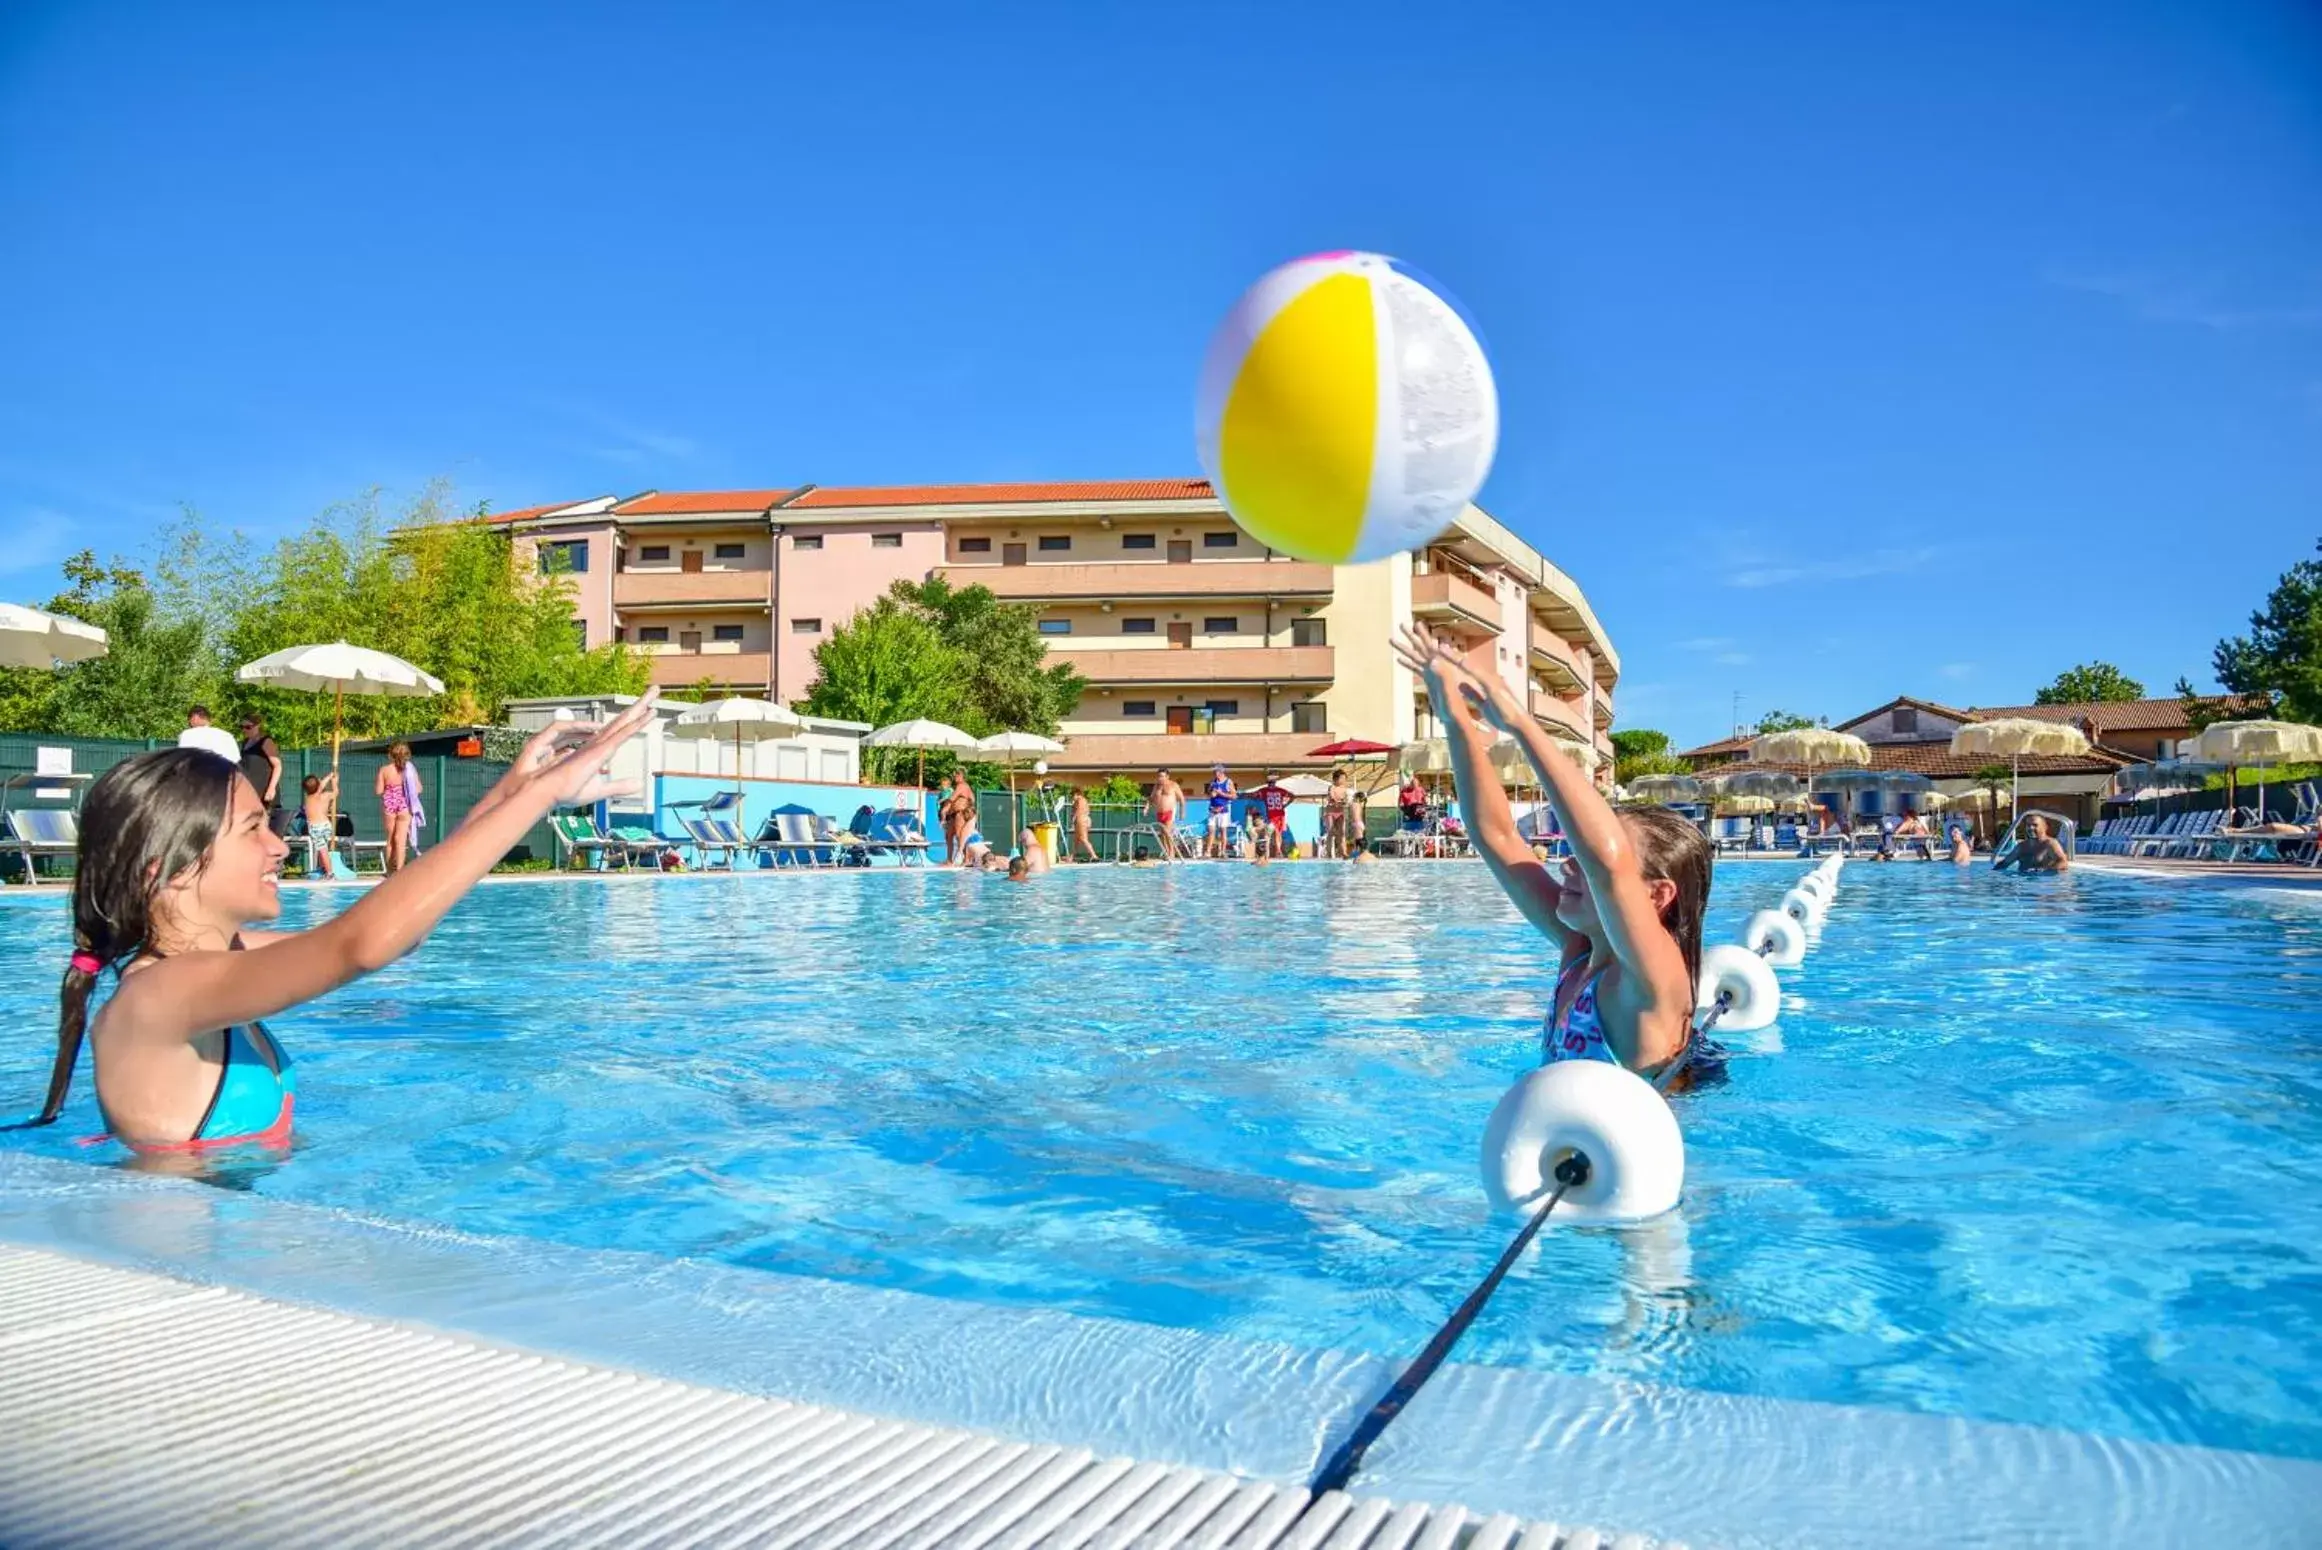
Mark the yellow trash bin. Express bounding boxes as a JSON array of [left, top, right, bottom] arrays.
[[1028, 821, 1060, 862]]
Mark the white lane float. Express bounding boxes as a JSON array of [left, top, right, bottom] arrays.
[[1482, 1060, 1684, 1222], [1695, 942, 1780, 1029], [1742, 907, 1807, 967], [1779, 886, 1827, 930]]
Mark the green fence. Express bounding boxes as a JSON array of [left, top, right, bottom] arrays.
[[0, 736, 555, 880]]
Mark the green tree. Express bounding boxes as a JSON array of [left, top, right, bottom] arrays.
[[0, 551, 217, 738], [1754, 709, 1816, 734], [1610, 728, 1689, 785], [899, 576, 1086, 736], [802, 592, 967, 782], [2034, 661, 2145, 704], [222, 487, 644, 743], [1085, 773, 1145, 805], [2213, 537, 2320, 722]]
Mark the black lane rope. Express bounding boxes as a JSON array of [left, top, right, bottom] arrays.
[[1308, 905, 1814, 1498], [1308, 1151, 1592, 1498]]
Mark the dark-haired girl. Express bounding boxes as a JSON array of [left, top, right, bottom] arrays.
[[1392, 627, 1715, 1086], [10, 695, 657, 1152]]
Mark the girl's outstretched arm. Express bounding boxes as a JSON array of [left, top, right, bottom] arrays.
[[1390, 626, 1569, 949], [107, 697, 660, 1048]]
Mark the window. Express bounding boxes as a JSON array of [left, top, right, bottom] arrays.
[[1203, 616, 1239, 634], [1186, 706, 1216, 734], [959, 536, 992, 553], [637, 625, 670, 644], [1291, 701, 1328, 735], [1205, 700, 1240, 718], [872, 533, 903, 549], [1892, 707, 1919, 735], [712, 623, 745, 642], [538, 539, 588, 574], [571, 620, 588, 649], [1202, 531, 1238, 549], [792, 618, 822, 634], [1292, 618, 1326, 647], [1122, 533, 1157, 551], [1121, 618, 1157, 635], [1037, 535, 1071, 552], [1037, 619, 1072, 636], [714, 542, 746, 560], [1123, 700, 1157, 717], [792, 534, 823, 551], [638, 544, 671, 563]]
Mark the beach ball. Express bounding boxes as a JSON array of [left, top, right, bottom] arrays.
[[1196, 251, 1498, 565]]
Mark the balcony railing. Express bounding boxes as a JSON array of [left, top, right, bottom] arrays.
[[613, 568, 771, 608], [1529, 639, 1585, 694], [1055, 645, 1333, 686], [936, 559, 1332, 602], [1529, 691, 1591, 743], [1411, 570, 1500, 632], [1052, 731, 1339, 770], [641, 650, 771, 689]]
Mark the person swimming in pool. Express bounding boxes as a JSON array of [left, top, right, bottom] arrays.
[[1994, 812, 2071, 873], [4, 694, 657, 1154], [1392, 625, 1719, 1088]]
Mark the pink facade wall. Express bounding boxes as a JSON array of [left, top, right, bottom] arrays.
[[522, 522, 619, 651], [771, 521, 946, 700]]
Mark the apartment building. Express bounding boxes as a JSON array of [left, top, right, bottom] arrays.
[[493, 480, 1620, 782]]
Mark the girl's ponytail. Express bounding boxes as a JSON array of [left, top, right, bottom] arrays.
[[6, 950, 106, 1131]]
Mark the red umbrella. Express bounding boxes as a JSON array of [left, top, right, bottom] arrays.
[[1307, 739, 1396, 758]]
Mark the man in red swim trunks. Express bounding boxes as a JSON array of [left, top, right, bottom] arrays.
[[1151, 768, 1184, 860]]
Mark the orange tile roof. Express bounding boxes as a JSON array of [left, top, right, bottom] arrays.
[[787, 479, 1217, 510], [1676, 734, 1753, 760], [1966, 695, 2267, 733], [614, 489, 796, 516]]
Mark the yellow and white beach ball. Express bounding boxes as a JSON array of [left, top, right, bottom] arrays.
[[1195, 251, 1498, 566]]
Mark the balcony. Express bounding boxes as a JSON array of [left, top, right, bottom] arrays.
[[1530, 691, 1591, 743], [1411, 570, 1500, 633], [1594, 698, 1615, 728], [1529, 640, 1585, 695], [1052, 731, 1341, 771], [936, 560, 1332, 603], [641, 650, 771, 689], [1057, 645, 1333, 686], [613, 568, 770, 608]]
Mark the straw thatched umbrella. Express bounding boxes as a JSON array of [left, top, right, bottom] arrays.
[[2189, 720, 2322, 823], [1949, 717, 2089, 813], [1627, 773, 1702, 804]]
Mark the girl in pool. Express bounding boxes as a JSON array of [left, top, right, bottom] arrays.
[[6, 694, 657, 1152], [1391, 627, 1716, 1086]]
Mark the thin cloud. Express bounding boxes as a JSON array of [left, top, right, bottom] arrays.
[[0, 509, 80, 575], [1937, 662, 1976, 681], [1725, 547, 1937, 589], [1715, 651, 1753, 666], [2045, 267, 2322, 331], [537, 400, 702, 466], [1674, 636, 1735, 652]]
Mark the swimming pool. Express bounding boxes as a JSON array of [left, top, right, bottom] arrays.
[[3, 862, 2319, 1539]]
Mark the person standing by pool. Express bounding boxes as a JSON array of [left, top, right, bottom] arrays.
[[1203, 764, 1237, 858], [1068, 783, 1098, 863], [177, 706, 240, 765], [5, 696, 657, 1151], [376, 742, 423, 873], [237, 713, 285, 837], [940, 770, 976, 866], [1250, 772, 1292, 857], [1392, 625, 1713, 1085], [1398, 769, 1430, 847], [1151, 768, 1184, 860], [1324, 767, 1352, 859]]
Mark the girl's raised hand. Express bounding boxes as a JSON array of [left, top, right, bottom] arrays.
[[500, 692, 660, 810], [1391, 624, 1496, 732]]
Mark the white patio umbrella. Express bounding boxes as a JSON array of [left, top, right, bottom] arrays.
[[0, 603, 107, 670], [2189, 720, 2322, 824], [974, 730, 1065, 796], [236, 640, 445, 788], [1277, 773, 1333, 799], [668, 696, 805, 801], [865, 717, 979, 789], [1627, 773, 1702, 804], [1950, 717, 2089, 812], [1751, 727, 1871, 822]]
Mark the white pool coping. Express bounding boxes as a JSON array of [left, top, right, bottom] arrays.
[[3, 1154, 2317, 1548], [0, 1243, 1636, 1550]]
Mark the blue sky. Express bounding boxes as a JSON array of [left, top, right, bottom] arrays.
[[2, 1, 2316, 746]]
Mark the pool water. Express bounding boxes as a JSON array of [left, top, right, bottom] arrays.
[[3, 862, 2318, 1467]]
